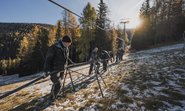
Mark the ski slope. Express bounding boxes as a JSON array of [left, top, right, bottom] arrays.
[[0, 43, 185, 111]]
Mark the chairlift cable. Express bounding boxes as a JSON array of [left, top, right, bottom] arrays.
[[48, 0, 111, 33]]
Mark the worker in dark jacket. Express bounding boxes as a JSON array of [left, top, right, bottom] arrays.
[[89, 47, 100, 75], [43, 35, 72, 101], [101, 50, 110, 71], [116, 48, 121, 62], [108, 51, 114, 63], [119, 48, 125, 61]]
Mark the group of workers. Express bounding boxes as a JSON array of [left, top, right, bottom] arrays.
[[43, 35, 125, 103]]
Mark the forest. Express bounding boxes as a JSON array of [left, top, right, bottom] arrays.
[[132, 0, 185, 50]]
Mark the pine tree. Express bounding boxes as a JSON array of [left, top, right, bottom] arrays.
[[132, 0, 152, 50], [62, 10, 71, 36], [78, 2, 97, 61], [95, 0, 110, 51], [132, 0, 185, 50]]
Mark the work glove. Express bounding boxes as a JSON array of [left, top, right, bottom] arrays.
[[42, 71, 50, 78], [89, 58, 92, 62]]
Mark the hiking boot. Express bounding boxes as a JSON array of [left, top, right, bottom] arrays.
[[57, 94, 65, 100], [103, 68, 107, 72], [48, 97, 55, 105], [58, 95, 65, 98], [89, 72, 92, 75]]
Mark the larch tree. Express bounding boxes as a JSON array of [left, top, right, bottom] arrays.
[[17, 36, 29, 59], [62, 10, 81, 62], [109, 27, 118, 54]]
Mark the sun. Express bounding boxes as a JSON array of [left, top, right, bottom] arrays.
[[127, 17, 141, 29]]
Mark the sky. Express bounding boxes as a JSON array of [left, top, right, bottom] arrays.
[[0, 0, 145, 28]]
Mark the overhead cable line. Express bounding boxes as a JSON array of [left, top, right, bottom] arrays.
[[48, 0, 82, 18], [48, 0, 112, 33], [48, 0, 126, 42]]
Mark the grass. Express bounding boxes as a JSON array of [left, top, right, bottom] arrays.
[[138, 84, 147, 91], [116, 87, 129, 96], [0, 82, 24, 92], [66, 93, 75, 101], [97, 98, 116, 111], [143, 97, 164, 110], [0, 90, 30, 111], [157, 95, 183, 107], [161, 88, 185, 100], [120, 95, 133, 103], [177, 79, 185, 87], [0, 90, 42, 111]]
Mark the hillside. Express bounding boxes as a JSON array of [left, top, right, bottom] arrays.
[[0, 23, 53, 34], [0, 43, 185, 111], [0, 23, 53, 59]]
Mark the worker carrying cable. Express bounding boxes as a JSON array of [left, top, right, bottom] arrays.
[[89, 47, 100, 75], [101, 50, 110, 71]]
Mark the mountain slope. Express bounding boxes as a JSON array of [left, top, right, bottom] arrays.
[[0, 23, 53, 59], [0, 43, 185, 111]]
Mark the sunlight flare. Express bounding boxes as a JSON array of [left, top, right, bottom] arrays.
[[128, 16, 141, 28]]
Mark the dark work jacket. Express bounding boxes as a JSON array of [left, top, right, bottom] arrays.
[[90, 49, 98, 62], [43, 40, 69, 72], [101, 50, 110, 60]]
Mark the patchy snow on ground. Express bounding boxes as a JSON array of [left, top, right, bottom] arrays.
[[1, 43, 185, 111]]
